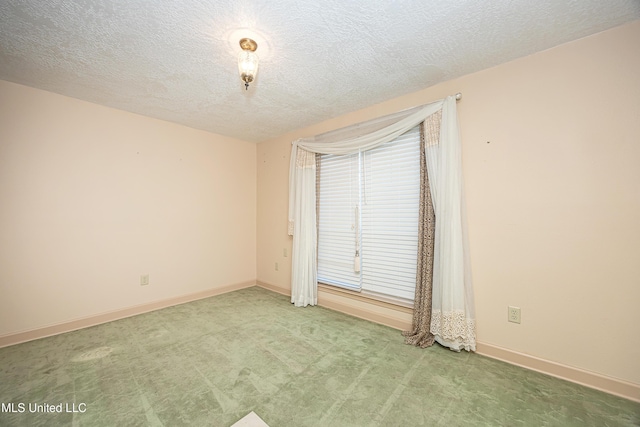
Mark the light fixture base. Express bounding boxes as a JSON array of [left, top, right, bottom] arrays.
[[239, 38, 257, 52]]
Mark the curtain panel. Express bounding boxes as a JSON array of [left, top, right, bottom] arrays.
[[425, 99, 476, 351], [287, 95, 476, 351], [402, 120, 437, 349]]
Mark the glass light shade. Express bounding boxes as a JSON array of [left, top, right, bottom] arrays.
[[238, 50, 259, 86]]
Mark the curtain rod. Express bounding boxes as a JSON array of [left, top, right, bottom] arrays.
[[456, 92, 462, 100]]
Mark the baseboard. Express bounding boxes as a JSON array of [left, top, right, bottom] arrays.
[[317, 289, 413, 331], [256, 280, 413, 330], [255, 280, 289, 296], [318, 297, 412, 330], [476, 342, 640, 403], [0, 280, 256, 349]]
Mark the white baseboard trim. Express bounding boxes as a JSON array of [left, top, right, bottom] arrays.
[[0, 280, 256, 349], [475, 342, 640, 403], [318, 297, 411, 331], [256, 280, 413, 330], [317, 292, 412, 331], [255, 280, 289, 296]]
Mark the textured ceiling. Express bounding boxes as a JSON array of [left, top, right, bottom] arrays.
[[1, 1, 639, 143]]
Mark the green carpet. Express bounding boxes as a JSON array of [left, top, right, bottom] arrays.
[[0, 286, 638, 426]]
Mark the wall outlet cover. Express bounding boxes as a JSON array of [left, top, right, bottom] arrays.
[[508, 306, 521, 324]]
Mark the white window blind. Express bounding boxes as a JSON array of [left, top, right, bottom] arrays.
[[317, 125, 420, 301], [317, 152, 361, 290]]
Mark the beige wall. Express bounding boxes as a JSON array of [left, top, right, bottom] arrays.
[[257, 20, 640, 385], [0, 80, 257, 337]]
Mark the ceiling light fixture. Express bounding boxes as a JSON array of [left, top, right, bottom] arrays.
[[238, 38, 259, 90]]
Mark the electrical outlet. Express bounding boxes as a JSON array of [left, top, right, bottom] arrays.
[[508, 306, 521, 324], [140, 275, 150, 286], [275, 262, 279, 271], [283, 248, 288, 257]]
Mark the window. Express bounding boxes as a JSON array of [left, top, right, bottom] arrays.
[[317, 125, 421, 302]]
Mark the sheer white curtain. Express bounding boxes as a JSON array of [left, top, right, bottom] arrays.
[[289, 148, 318, 307], [425, 99, 476, 351], [287, 95, 476, 352]]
